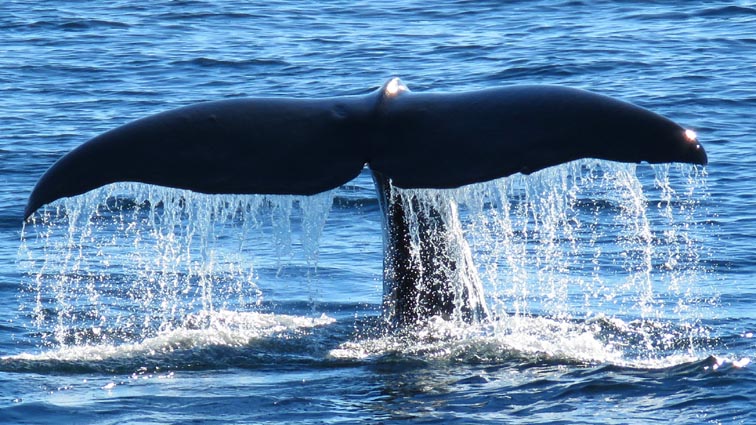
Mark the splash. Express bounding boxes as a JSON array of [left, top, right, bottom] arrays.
[[2, 310, 336, 373], [459, 160, 711, 328], [338, 160, 712, 365], [18, 160, 712, 366], [379, 161, 709, 323], [19, 184, 335, 348]]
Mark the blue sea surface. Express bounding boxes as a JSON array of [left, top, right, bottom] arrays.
[[1, 1, 756, 423]]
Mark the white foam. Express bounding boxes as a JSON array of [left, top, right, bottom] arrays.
[[329, 314, 706, 369], [6, 311, 336, 364]]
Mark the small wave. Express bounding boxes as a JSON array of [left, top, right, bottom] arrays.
[[159, 11, 260, 21], [494, 64, 577, 80], [697, 5, 756, 17], [627, 10, 690, 21], [539, 355, 751, 408], [329, 314, 712, 369], [174, 57, 290, 69], [27, 19, 130, 31], [1, 311, 336, 374], [630, 5, 756, 21], [3, 309, 745, 379], [492, 61, 650, 81]]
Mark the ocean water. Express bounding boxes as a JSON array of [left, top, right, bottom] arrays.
[[1, 0, 755, 423]]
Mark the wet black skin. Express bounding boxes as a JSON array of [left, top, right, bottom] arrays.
[[25, 78, 707, 325]]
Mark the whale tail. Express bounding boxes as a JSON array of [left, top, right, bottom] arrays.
[[24, 79, 706, 220], [23, 79, 708, 326]]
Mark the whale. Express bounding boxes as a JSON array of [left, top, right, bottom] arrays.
[[24, 78, 707, 326]]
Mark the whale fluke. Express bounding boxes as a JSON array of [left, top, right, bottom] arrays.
[[25, 79, 706, 220], [24, 78, 707, 326], [24, 97, 370, 220]]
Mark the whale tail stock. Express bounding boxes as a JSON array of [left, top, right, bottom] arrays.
[[24, 78, 708, 325]]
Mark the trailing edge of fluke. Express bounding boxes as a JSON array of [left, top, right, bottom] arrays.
[[24, 78, 707, 220]]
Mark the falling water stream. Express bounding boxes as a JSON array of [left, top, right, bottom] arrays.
[[15, 160, 712, 370]]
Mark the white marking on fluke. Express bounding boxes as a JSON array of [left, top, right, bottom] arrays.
[[384, 77, 408, 97], [684, 128, 697, 143]]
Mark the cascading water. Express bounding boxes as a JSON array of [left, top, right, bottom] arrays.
[[332, 161, 711, 365], [17, 160, 712, 368], [19, 184, 336, 349]]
